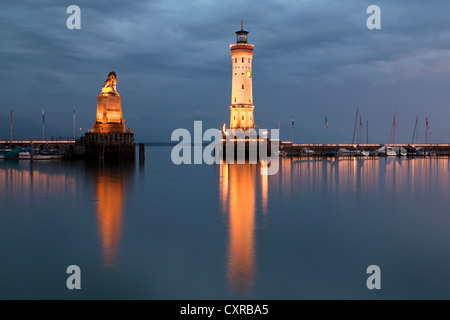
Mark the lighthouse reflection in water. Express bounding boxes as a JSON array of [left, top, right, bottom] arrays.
[[220, 162, 268, 295]]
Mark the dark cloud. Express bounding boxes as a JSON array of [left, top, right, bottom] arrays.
[[1, 0, 450, 143]]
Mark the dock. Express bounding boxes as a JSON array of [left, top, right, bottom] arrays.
[[280, 142, 450, 156], [0, 140, 75, 151]]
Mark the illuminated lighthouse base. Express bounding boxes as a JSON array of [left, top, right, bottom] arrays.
[[229, 105, 254, 131]]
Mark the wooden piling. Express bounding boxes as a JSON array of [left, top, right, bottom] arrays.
[[139, 143, 145, 162]]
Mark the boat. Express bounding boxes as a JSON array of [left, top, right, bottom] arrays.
[[5, 147, 22, 159], [337, 148, 366, 157], [360, 150, 370, 157], [414, 147, 435, 157], [415, 147, 425, 156], [337, 148, 353, 156], [385, 146, 396, 156], [395, 147, 407, 157], [277, 150, 287, 157], [49, 149, 65, 159], [380, 110, 399, 156], [406, 146, 417, 157], [14, 148, 65, 160], [19, 151, 31, 159], [377, 146, 396, 156], [301, 148, 315, 156], [0, 149, 12, 159], [33, 149, 65, 160]]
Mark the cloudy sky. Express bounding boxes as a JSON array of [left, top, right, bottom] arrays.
[[1, 0, 450, 143]]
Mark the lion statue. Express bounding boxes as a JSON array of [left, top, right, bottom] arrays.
[[101, 71, 119, 96]]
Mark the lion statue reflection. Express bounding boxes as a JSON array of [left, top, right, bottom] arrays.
[[101, 71, 119, 96]]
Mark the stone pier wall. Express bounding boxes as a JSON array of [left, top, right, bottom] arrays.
[[74, 132, 135, 160]]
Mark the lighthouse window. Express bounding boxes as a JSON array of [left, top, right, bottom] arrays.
[[248, 58, 250, 63], [242, 84, 244, 89], [234, 97, 236, 102], [234, 116, 236, 120], [237, 34, 247, 42], [242, 116, 244, 120], [242, 58, 244, 63], [235, 58, 237, 63]]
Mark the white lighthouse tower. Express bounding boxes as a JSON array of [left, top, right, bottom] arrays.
[[229, 21, 255, 131]]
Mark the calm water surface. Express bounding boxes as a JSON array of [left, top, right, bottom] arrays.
[[2, 147, 450, 299]]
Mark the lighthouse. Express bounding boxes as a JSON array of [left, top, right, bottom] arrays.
[[229, 21, 255, 131]]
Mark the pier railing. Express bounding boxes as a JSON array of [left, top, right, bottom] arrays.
[[0, 139, 75, 144]]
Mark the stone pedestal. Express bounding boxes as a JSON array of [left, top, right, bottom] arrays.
[[93, 95, 125, 134], [76, 132, 135, 160], [93, 123, 126, 134]]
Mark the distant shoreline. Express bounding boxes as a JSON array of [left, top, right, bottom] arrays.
[[141, 142, 210, 146]]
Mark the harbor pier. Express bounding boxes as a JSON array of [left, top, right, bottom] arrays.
[[0, 140, 75, 154], [280, 142, 450, 156]]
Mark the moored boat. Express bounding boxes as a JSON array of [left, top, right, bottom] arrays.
[[377, 146, 396, 156], [360, 150, 370, 157], [33, 149, 65, 160], [0, 149, 12, 159], [337, 148, 367, 157], [277, 150, 287, 157], [394, 146, 407, 157], [5, 147, 22, 159], [301, 148, 315, 156], [19, 151, 31, 159], [11, 148, 65, 160]]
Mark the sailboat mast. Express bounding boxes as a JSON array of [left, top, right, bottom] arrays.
[[366, 120, 368, 144], [352, 101, 359, 145], [358, 116, 360, 145], [291, 116, 294, 144], [412, 115, 418, 145], [393, 110, 397, 145], [359, 116, 362, 145], [278, 120, 280, 141], [415, 116, 418, 144]]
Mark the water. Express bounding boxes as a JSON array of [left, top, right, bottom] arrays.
[[2, 147, 450, 299]]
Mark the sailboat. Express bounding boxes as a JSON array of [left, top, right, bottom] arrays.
[[396, 147, 407, 157], [377, 145, 396, 156], [337, 148, 369, 157], [360, 150, 370, 157], [337, 148, 359, 157], [4, 147, 22, 159], [351, 102, 369, 156], [381, 110, 398, 156]]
